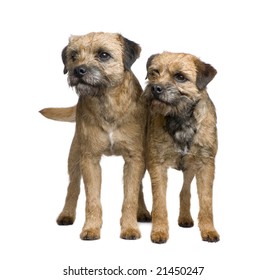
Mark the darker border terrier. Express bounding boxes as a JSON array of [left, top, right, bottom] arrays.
[[40, 32, 151, 240], [145, 52, 219, 243]]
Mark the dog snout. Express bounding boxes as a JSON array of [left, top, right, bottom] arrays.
[[74, 65, 88, 78], [152, 84, 164, 97]]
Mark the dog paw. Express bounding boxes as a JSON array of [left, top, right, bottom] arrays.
[[80, 228, 100, 240], [57, 214, 75, 225], [137, 210, 152, 222], [151, 230, 169, 244], [120, 228, 141, 240], [178, 217, 194, 228], [201, 230, 220, 242]]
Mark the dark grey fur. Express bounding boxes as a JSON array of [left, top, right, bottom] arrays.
[[165, 101, 198, 155]]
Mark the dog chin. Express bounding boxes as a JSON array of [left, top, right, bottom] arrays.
[[75, 82, 101, 96], [150, 99, 174, 116], [150, 97, 197, 117], [68, 76, 104, 96]]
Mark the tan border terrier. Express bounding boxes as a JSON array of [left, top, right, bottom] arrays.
[[145, 52, 219, 243], [40, 32, 151, 240]]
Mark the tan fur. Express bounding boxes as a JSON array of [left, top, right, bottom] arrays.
[[40, 106, 76, 122], [145, 52, 219, 243], [40, 32, 151, 240]]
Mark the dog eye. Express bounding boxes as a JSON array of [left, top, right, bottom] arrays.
[[148, 69, 160, 78], [70, 51, 78, 62], [174, 73, 187, 83], [98, 52, 111, 61]]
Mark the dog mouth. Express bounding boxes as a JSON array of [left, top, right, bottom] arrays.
[[146, 84, 198, 116], [151, 95, 176, 106], [150, 90, 187, 107], [149, 83, 196, 104], [68, 65, 109, 95], [68, 77, 100, 96], [69, 77, 100, 88]]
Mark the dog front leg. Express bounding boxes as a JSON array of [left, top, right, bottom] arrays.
[[137, 183, 152, 222], [57, 133, 81, 225], [80, 156, 102, 240], [149, 164, 169, 243], [196, 160, 220, 242], [120, 157, 144, 240], [178, 168, 195, 228]]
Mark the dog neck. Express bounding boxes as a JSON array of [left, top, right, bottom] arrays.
[[164, 101, 198, 156], [77, 71, 143, 126]]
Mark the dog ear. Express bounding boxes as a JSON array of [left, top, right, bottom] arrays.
[[195, 59, 217, 90], [146, 54, 159, 70], [121, 36, 141, 70], [62, 46, 68, 74], [145, 54, 159, 79]]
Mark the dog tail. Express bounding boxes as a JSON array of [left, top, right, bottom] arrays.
[[39, 105, 76, 122]]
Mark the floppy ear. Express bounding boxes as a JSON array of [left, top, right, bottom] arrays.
[[195, 59, 217, 90], [145, 54, 159, 79], [121, 36, 141, 70], [146, 54, 159, 70], [61, 46, 68, 74]]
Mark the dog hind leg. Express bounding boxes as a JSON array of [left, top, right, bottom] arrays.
[[57, 133, 81, 225]]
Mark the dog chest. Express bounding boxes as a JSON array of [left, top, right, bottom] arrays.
[[164, 113, 197, 156], [102, 126, 137, 156]]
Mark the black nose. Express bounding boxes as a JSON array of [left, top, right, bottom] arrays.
[[74, 65, 88, 78], [152, 84, 163, 97]]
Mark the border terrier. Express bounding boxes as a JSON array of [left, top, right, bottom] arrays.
[[145, 52, 219, 243], [40, 32, 151, 240]]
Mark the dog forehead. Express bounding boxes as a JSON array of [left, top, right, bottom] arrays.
[[152, 52, 197, 77], [68, 32, 123, 53]]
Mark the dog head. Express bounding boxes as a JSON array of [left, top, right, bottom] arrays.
[[145, 52, 217, 116], [61, 32, 141, 96]]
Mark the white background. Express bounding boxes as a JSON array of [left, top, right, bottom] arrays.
[[1, 0, 267, 279]]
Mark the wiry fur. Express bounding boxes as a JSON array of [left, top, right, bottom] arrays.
[[40, 106, 76, 122], [145, 52, 219, 243], [40, 32, 151, 240], [164, 101, 198, 156]]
